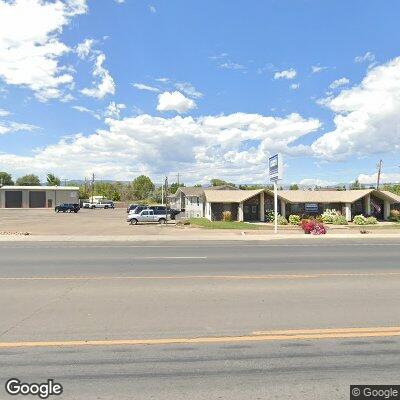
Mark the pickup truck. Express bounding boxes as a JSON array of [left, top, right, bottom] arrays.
[[127, 209, 168, 225], [82, 202, 113, 209]]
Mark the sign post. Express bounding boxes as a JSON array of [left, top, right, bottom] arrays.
[[269, 154, 283, 234]]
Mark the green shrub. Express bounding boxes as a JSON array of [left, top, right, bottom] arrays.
[[332, 215, 348, 225], [365, 216, 378, 225], [288, 214, 301, 225], [321, 209, 339, 224], [390, 209, 400, 222], [265, 210, 275, 222], [353, 215, 367, 225], [278, 215, 288, 225], [222, 210, 232, 222]]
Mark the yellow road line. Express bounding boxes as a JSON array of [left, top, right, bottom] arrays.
[[1, 327, 400, 349], [1, 272, 400, 281]]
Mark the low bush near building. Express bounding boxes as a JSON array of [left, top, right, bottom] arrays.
[[365, 216, 378, 225], [353, 215, 367, 225], [301, 219, 326, 235], [321, 209, 339, 224], [278, 215, 288, 225], [332, 215, 348, 225], [265, 210, 275, 222], [288, 214, 301, 225], [222, 210, 232, 222], [390, 209, 400, 222]]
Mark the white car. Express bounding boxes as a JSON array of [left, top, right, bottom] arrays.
[[127, 209, 168, 225], [83, 202, 112, 209]]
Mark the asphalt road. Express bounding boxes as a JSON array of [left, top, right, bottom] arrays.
[[1, 239, 400, 399]]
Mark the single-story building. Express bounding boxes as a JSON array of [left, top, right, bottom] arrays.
[[168, 185, 237, 218], [0, 186, 79, 208], [203, 188, 400, 222]]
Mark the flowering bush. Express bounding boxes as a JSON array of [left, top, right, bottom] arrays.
[[353, 215, 367, 225], [288, 214, 301, 225], [365, 216, 378, 225], [301, 219, 326, 235], [311, 223, 327, 235], [321, 209, 340, 224], [265, 210, 275, 222]]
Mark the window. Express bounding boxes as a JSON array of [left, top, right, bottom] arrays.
[[141, 211, 149, 216], [196, 197, 199, 206]]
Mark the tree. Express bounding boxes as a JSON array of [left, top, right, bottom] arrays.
[[131, 175, 155, 200], [16, 174, 41, 186], [290, 184, 299, 190], [350, 179, 363, 190], [170, 182, 185, 194], [0, 172, 13, 186], [210, 178, 236, 187], [46, 173, 61, 186]]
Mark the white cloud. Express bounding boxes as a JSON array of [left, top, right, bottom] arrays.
[[355, 51, 375, 63], [329, 77, 350, 89], [274, 68, 297, 80], [311, 65, 328, 74], [157, 91, 196, 113], [312, 57, 400, 160], [132, 83, 159, 92], [299, 178, 337, 186], [0, 108, 10, 117], [174, 82, 202, 98], [0, 112, 320, 182], [155, 77, 169, 83], [76, 38, 94, 59], [72, 105, 101, 120], [81, 53, 115, 99], [105, 102, 126, 119], [219, 61, 245, 70], [0, 0, 87, 101], [290, 83, 300, 90], [0, 120, 38, 135], [149, 5, 156, 12], [358, 172, 400, 185]]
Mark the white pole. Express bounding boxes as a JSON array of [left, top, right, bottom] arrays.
[[274, 181, 278, 234], [161, 184, 164, 205]]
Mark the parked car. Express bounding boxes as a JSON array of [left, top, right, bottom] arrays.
[[127, 204, 141, 213], [127, 209, 168, 225], [55, 203, 80, 213], [128, 205, 148, 214], [99, 200, 115, 209]]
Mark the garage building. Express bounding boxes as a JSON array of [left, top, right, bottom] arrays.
[[0, 186, 79, 208]]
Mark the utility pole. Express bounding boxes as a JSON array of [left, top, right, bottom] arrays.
[[91, 173, 95, 203], [376, 160, 383, 190], [165, 176, 169, 216], [177, 173, 180, 186], [84, 177, 87, 198]]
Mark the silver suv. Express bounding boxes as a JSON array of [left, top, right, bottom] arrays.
[[127, 209, 168, 225]]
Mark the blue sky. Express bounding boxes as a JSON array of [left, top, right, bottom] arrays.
[[1, 0, 400, 185]]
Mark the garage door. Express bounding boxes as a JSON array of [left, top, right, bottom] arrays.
[[29, 191, 46, 208], [5, 191, 22, 208]]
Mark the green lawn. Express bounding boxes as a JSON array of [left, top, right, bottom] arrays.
[[188, 218, 263, 230]]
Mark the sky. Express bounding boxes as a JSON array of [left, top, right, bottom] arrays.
[[1, 0, 400, 186]]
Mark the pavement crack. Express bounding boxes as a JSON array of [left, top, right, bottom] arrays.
[[0, 279, 89, 339]]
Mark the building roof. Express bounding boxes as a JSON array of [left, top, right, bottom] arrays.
[[0, 186, 79, 191], [204, 189, 268, 203], [204, 188, 400, 204], [278, 189, 400, 204], [179, 186, 205, 197]]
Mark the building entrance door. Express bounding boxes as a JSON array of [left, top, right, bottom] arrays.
[[244, 204, 259, 221]]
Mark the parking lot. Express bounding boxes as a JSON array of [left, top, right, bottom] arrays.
[[0, 208, 178, 236]]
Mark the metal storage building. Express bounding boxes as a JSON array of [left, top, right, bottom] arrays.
[[0, 186, 79, 208]]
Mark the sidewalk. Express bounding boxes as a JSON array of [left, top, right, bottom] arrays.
[[1, 232, 400, 242]]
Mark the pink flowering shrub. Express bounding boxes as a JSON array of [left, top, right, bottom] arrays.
[[301, 219, 326, 235]]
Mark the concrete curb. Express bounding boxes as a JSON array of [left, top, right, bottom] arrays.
[[0, 233, 400, 242]]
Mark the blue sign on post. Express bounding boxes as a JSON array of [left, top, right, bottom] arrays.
[[269, 154, 283, 182]]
